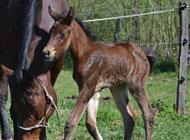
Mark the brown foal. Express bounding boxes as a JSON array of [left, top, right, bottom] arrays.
[[42, 7, 156, 140]]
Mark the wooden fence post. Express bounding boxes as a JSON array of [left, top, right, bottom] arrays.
[[176, 1, 189, 114], [114, 19, 121, 42], [132, 0, 140, 43]]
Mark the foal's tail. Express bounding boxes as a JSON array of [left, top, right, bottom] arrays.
[[143, 48, 156, 73]]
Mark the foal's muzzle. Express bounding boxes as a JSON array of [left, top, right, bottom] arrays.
[[42, 49, 54, 62], [42, 50, 50, 59]]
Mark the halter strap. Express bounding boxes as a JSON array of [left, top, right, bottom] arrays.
[[17, 73, 60, 131], [34, 76, 60, 121]]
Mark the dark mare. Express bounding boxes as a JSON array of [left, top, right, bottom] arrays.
[[0, 0, 69, 139], [43, 8, 157, 140]]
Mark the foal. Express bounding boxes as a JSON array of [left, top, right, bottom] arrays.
[[43, 7, 156, 140]]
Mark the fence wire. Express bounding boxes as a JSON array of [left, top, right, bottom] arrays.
[[83, 8, 177, 22], [79, 8, 180, 60]]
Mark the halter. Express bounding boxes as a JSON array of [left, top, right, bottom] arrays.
[[17, 72, 60, 131]]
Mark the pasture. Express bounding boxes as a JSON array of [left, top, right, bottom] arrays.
[[42, 69, 190, 140], [1, 1, 190, 139], [42, 2, 190, 139]]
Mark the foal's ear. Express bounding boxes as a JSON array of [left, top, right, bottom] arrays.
[[63, 7, 75, 25], [48, 6, 63, 21], [68, 7, 75, 19]]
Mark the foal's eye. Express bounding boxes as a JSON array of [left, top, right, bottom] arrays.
[[59, 32, 65, 39]]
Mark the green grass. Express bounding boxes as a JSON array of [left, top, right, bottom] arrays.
[[45, 70, 190, 140], [3, 70, 190, 139]]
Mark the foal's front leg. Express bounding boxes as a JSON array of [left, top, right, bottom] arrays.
[[63, 86, 95, 140], [86, 92, 103, 140]]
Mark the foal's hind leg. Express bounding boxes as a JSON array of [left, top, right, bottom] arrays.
[[86, 92, 103, 140], [0, 78, 12, 140], [110, 85, 136, 140], [129, 82, 156, 140]]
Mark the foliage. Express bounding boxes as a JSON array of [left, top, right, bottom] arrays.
[[63, 51, 73, 70], [154, 57, 178, 73]]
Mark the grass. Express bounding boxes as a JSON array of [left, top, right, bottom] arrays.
[[45, 70, 190, 140], [3, 70, 190, 139]]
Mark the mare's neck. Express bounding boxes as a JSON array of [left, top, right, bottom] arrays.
[[70, 21, 94, 63]]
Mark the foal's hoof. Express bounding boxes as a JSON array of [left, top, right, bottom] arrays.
[[153, 108, 159, 115]]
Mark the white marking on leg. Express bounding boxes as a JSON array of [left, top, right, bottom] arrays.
[[87, 92, 103, 140]]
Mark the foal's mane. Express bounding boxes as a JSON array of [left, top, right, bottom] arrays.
[[75, 18, 100, 41]]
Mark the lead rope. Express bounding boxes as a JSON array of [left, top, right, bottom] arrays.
[[17, 74, 60, 131], [34, 77, 61, 123]]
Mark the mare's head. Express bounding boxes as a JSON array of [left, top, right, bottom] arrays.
[[10, 70, 57, 140], [42, 7, 74, 62]]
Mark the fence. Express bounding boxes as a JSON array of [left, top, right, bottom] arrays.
[[74, 1, 180, 59], [177, 2, 189, 114], [82, 7, 179, 59], [69, 0, 190, 114]]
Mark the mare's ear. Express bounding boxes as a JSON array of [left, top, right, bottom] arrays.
[[62, 7, 75, 25], [0, 65, 14, 77], [48, 6, 63, 21]]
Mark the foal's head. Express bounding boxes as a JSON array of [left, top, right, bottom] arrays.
[[42, 7, 74, 62]]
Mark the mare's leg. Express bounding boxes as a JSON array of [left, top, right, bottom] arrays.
[[64, 86, 94, 140], [110, 85, 136, 140], [129, 81, 156, 140], [86, 92, 103, 140], [0, 75, 12, 140]]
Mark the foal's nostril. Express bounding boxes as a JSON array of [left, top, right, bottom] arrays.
[[42, 50, 50, 59], [46, 50, 50, 56]]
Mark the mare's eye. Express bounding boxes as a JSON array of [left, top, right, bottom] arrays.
[[59, 32, 65, 39]]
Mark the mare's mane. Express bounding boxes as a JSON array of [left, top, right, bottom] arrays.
[[12, 0, 39, 81]]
